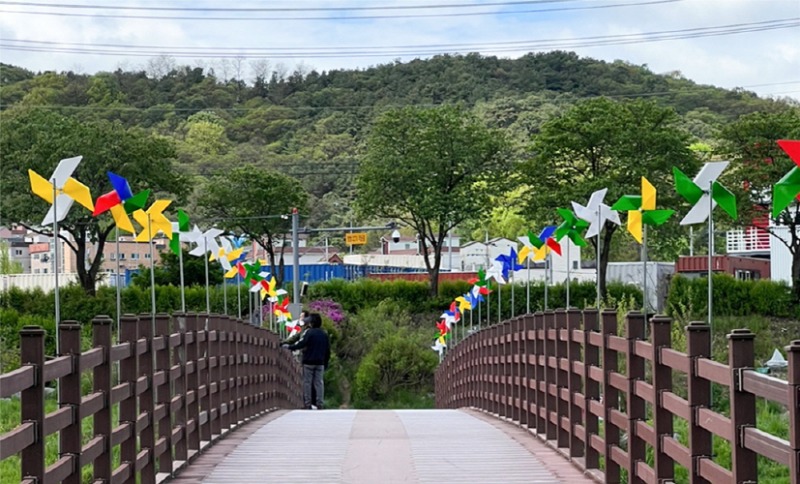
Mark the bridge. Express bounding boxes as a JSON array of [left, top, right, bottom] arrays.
[[1, 310, 798, 483]]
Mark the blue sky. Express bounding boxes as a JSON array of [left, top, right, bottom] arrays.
[[0, 0, 798, 99]]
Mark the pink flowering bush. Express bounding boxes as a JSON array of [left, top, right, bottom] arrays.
[[308, 298, 346, 326]]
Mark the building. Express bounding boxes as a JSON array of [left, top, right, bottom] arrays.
[[676, 255, 770, 280]]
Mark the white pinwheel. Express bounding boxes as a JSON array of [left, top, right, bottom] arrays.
[[189, 227, 223, 257], [571, 188, 621, 239]]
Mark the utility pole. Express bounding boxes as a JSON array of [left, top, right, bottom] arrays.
[[292, 208, 300, 306]]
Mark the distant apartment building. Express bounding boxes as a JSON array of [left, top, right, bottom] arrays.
[[91, 236, 168, 273]]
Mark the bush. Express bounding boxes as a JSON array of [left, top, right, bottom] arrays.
[[667, 274, 797, 319], [353, 331, 438, 405]]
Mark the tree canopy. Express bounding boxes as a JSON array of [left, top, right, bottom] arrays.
[[356, 105, 511, 295]]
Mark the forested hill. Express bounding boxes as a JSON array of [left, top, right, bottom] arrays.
[[0, 51, 793, 226]]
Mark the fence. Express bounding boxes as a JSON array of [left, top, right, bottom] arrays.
[[0, 312, 303, 484], [435, 309, 799, 483]]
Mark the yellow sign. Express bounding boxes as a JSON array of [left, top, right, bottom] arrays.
[[345, 233, 368, 245]]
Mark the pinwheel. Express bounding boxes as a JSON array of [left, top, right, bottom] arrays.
[[554, 208, 590, 308], [93, 172, 149, 235], [772, 140, 800, 218], [28, 156, 94, 226], [131, 200, 173, 324], [431, 337, 446, 360], [189, 227, 223, 315], [674, 162, 738, 328], [454, 295, 472, 313], [223, 235, 249, 320], [495, 248, 524, 318], [612, 177, 674, 315], [285, 317, 303, 337], [468, 267, 494, 329], [572, 189, 622, 309], [210, 236, 246, 316], [28, 155, 94, 345]]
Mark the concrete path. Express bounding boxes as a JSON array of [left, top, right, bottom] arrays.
[[190, 409, 594, 484]]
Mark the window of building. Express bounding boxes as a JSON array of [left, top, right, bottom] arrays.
[[573, 261, 578, 270], [34, 269, 40, 274], [119, 253, 126, 260], [110, 253, 116, 261], [43, 269, 48, 274], [131, 253, 139, 260], [145, 253, 151, 259], [14, 249, 22, 255], [34, 254, 40, 260]]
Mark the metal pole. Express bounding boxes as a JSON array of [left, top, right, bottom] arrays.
[[204, 237, 210, 316], [115, 227, 121, 340], [510, 269, 515, 318], [237, 273, 241, 320], [544, 252, 549, 311], [148, 218, 156, 329], [689, 226, 694, 256], [597, 209, 602, 310], [178, 235, 186, 313], [292, 208, 300, 305], [566, 241, 571, 309], [448, 229, 453, 272], [478, 296, 482, 330], [223, 272, 228, 315], [497, 284, 501, 324], [526, 256, 530, 314], [708, 180, 714, 330], [52, 182, 60, 354], [642, 224, 648, 320]]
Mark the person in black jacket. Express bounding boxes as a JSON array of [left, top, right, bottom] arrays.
[[283, 313, 330, 409]]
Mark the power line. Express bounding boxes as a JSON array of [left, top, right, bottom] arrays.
[[1, 19, 796, 58], [0, 0, 681, 21]]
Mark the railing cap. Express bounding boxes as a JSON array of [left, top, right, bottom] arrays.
[[727, 328, 755, 341], [686, 321, 710, 332], [20, 325, 46, 336], [786, 340, 800, 353], [58, 321, 81, 330], [92, 315, 113, 325]]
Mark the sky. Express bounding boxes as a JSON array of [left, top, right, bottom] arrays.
[[0, 0, 798, 100]]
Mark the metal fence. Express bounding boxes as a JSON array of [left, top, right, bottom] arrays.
[[435, 309, 799, 483], [0, 313, 303, 484]]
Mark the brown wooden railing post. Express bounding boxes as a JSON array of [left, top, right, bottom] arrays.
[[728, 329, 757, 483], [185, 313, 200, 456], [787, 340, 800, 484], [154, 313, 173, 474], [58, 322, 82, 484], [171, 312, 188, 464], [220, 316, 232, 431], [686, 322, 712, 484], [118, 315, 139, 484], [209, 315, 221, 436], [198, 313, 212, 444], [582, 309, 600, 471], [92, 315, 113, 483], [20, 326, 45, 483], [601, 309, 621, 482], [534, 312, 547, 436], [555, 309, 569, 449], [139, 315, 156, 484], [522, 314, 535, 430], [513, 316, 523, 423], [566, 308, 583, 459], [544, 310, 557, 441], [650, 315, 674, 482], [625, 312, 646, 484]]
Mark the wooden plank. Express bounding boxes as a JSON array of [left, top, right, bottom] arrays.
[[697, 408, 733, 442], [633, 340, 653, 361], [111, 422, 132, 448], [109, 342, 132, 363], [661, 435, 691, 468], [80, 347, 104, 370], [607, 335, 627, 353], [660, 348, 690, 374], [661, 391, 691, 421], [80, 436, 104, 467], [633, 380, 654, 404], [696, 358, 731, 387], [43, 355, 72, 383], [0, 365, 34, 398], [0, 423, 35, 460], [45, 455, 75, 484], [79, 392, 104, 419], [740, 370, 789, 406], [741, 427, 791, 465], [43, 406, 73, 436], [635, 460, 656, 484], [697, 457, 733, 483]]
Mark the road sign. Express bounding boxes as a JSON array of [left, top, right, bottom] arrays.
[[345, 232, 368, 245]]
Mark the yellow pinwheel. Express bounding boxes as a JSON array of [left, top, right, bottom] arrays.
[[132, 200, 173, 242], [454, 295, 472, 313], [28, 156, 94, 225], [611, 177, 674, 243]]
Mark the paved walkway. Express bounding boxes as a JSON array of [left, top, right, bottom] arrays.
[[173, 409, 595, 484]]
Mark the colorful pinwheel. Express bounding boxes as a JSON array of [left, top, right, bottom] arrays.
[[454, 294, 472, 313], [169, 209, 194, 255], [495, 248, 524, 280], [555, 208, 589, 247], [571, 188, 621, 239], [132, 200, 173, 242], [673, 162, 737, 225], [535, 225, 562, 257], [285, 317, 303, 336], [611, 177, 674, 243], [28, 156, 94, 225], [431, 337, 446, 358], [93, 172, 149, 234], [772, 140, 800, 218], [468, 267, 492, 294]]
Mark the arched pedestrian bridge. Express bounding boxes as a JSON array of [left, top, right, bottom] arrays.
[[1, 310, 797, 483]]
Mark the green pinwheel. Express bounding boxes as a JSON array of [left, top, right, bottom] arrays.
[[611, 177, 674, 244], [555, 208, 589, 246], [673, 162, 737, 226]]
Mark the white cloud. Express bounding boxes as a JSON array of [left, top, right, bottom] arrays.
[[0, 0, 797, 98]]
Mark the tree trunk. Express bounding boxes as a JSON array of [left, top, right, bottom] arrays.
[[792, 247, 800, 301], [598, 223, 616, 301], [75, 225, 111, 297]]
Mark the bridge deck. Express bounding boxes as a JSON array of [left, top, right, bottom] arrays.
[[171, 409, 595, 484]]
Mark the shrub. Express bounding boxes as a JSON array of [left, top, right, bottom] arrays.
[[667, 274, 797, 319]]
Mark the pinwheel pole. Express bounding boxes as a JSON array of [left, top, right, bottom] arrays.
[[237, 273, 242, 320], [544, 252, 549, 311], [204, 237, 211, 316], [642, 224, 649, 319], [178, 242, 186, 312], [115, 228, 122, 333], [526, 256, 531, 314], [510, 270, 515, 318], [596, 210, 602, 309], [566, 242, 571, 308], [707, 180, 714, 327], [52, 183, 61, 349], [223, 275, 228, 315], [148, 218, 157, 327]]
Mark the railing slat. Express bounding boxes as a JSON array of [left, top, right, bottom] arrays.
[[0, 423, 36, 460], [43, 355, 72, 383], [0, 365, 35, 398], [740, 370, 788, 406]]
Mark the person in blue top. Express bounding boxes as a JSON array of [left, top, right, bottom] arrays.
[[282, 313, 330, 409]]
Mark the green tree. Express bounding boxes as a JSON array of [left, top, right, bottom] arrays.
[[520, 98, 697, 298], [0, 108, 186, 294], [130, 248, 224, 287], [196, 165, 308, 287], [0, 240, 23, 274], [718, 109, 800, 298], [356, 105, 512, 296]]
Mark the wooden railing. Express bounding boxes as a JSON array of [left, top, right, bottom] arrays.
[[435, 309, 799, 484], [0, 312, 303, 484]]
